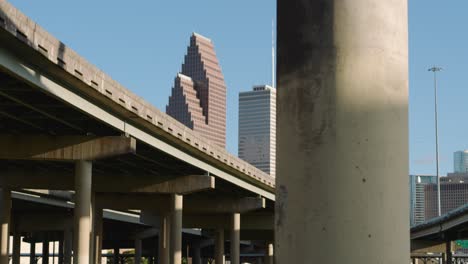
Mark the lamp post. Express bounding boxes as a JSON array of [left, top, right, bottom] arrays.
[[428, 66, 442, 217]]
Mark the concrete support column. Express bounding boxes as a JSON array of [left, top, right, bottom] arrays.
[[30, 242, 36, 264], [12, 228, 21, 264], [113, 247, 119, 264], [158, 212, 170, 264], [0, 189, 11, 264], [170, 194, 183, 264], [276, 0, 409, 263], [63, 229, 72, 264], [214, 228, 225, 264], [134, 239, 142, 264], [192, 244, 201, 264], [230, 213, 240, 264], [446, 241, 453, 264], [58, 238, 64, 264], [73, 160, 92, 264], [43, 238, 50, 264], [93, 207, 103, 264], [265, 243, 273, 264]]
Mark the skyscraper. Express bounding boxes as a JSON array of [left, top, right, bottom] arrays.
[[238, 85, 276, 177], [166, 33, 227, 148], [409, 174, 437, 226], [454, 150, 468, 173]]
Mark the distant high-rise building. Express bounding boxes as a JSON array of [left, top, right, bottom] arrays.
[[238, 85, 276, 177], [409, 174, 437, 226], [166, 33, 227, 148], [425, 175, 468, 220], [454, 150, 468, 173]]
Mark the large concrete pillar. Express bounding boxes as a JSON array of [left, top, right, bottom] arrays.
[[276, 1, 409, 264], [134, 239, 142, 264], [158, 212, 170, 264], [230, 214, 240, 264], [73, 160, 92, 264], [63, 229, 72, 264], [170, 194, 183, 264], [0, 189, 10, 264], [192, 244, 201, 264], [214, 228, 225, 264]]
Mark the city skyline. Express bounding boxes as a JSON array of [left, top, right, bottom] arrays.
[[10, 1, 468, 176]]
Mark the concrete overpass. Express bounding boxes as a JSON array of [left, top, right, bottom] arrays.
[[0, 1, 275, 264], [411, 204, 468, 264]]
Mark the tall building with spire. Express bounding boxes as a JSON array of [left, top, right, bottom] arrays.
[[166, 33, 227, 148]]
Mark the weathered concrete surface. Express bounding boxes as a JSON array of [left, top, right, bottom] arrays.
[[276, 0, 409, 263], [0, 135, 136, 161]]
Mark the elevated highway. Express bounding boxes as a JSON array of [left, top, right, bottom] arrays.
[[0, 1, 275, 264]]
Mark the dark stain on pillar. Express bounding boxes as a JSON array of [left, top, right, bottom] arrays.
[[277, 0, 337, 154], [275, 185, 288, 228]]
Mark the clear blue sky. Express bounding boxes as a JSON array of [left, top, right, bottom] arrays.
[[8, 1, 468, 176]]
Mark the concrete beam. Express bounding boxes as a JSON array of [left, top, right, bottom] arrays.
[[0, 135, 136, 161], [0, 166, 213, 194], [123, 175, 214, 194], [98, 195, 262, 213], [16, 213, 72, 232], [182, 213, 273, 230], [184, 197, 265, 214], [98, 194, 171, 211]]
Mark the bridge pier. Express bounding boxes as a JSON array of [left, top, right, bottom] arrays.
[[0, 189, 10, 264], [64, 229, 73, 264], [170, 194, 183, 264], [12, 227, 21, 264], [93, 206, 103, 264], [215, 228, 225, 264], [73, 160, 93, 264], [276, 0, 409, 263], [230, 213, 240, 264], [159, 212, 170, 264], [135, 239, 142, 264]]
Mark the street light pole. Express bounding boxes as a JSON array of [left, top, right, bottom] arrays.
[[428, 66, 442, 217]]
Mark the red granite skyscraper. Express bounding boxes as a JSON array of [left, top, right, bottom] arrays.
[[166, 33, 227, 148]]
